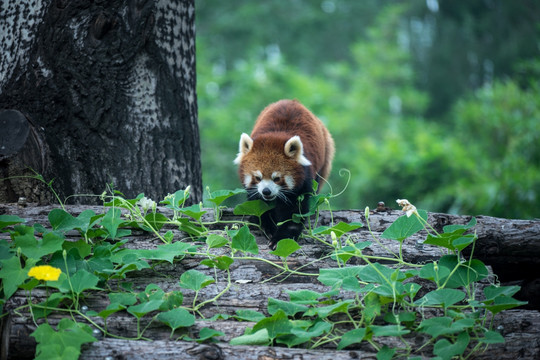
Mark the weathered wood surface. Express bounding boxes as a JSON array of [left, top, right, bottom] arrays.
[[67, 310, 540, 360], [1, 204, 539, 359]]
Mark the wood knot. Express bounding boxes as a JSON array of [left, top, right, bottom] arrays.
[[436, 216, 449, 227], [92, 12, 115, 40], [186, 344, 223, 360]]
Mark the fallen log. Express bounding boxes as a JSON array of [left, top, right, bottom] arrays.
[[74, 309, 540, 360], [0, 203, 539, 359]]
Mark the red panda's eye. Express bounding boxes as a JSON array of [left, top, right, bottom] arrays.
[[273, 177, 281, 183], [255, 175, 262, 182]]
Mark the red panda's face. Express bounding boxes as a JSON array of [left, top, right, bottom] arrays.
[[234, 133, 311, 202], [242, 169, 295, 202]]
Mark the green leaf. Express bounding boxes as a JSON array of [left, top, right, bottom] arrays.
[[415, 288, 465, 309], [31, 319, 97, 360], [419, 255, 488, 288], [214, 255, 234, 270], [286, 289, 325, 305], [290, 319, 332, 339], [269, 238, 301, 258], [381, 210, 427, 241], [206, 188, 245, 207], [312, 221, 363, 237], [101, 208, 126, 239], [433, 331, 470, 360], [482, 295, 528, 315], [363, 292, 381, 321], [160, 189, 190, 210], [377, 345, 396, 360], [48, 209, 96, 232], [230, 328, 270, 346], [143, 212, 169, 231], [137, 242, 194, 264], [49, 269, 99, 295], [193, 327, 225, 343], [318, 266, 363, 291], [358, 262, 405, 284], [62, 239, 92, 259], [0, 215, 25, 231], [383, 311, 416, 325], [447, 259, 489, 287], [233, 200, 273, 217], [14, 226, 65, 260], [164, 230, 174, 242], [268, 297, 309, 316], [71, 269, 100, 294], [109, 292, 137, 306], [98, 302, 126, 319], [201, 255, 234, 270], [252, 309, 292, 339], [178, 204, 207, 221], [419, 261, 451, 284], [205, 234, 229, 248], [479, 330, 505, 344], [234, 309, 266, 322], [0, 239, 13, 260], [127, 299, 164, 319], [31, 292, 70, 319], [179, 269, 215, 291], [483, 285, 521, 300], [370, 324, 410, 337], [418, 316, 453, 338], [157, 308, 195, 331], [424, 230, 476, 252], [337, 328, 367, 350], [230, 225, 259, 255], [0, 256, 37, 299], [304, 299, 354, 318]]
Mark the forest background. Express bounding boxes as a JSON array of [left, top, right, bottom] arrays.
[[195, 0, 539, 219]]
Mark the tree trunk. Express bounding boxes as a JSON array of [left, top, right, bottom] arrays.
[[0, 0, 201, 204]]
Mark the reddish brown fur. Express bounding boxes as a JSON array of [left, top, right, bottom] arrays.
[[238, 99, 334, 192]]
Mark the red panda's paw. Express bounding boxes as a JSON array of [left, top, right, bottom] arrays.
[[268, 239, 278, 251]]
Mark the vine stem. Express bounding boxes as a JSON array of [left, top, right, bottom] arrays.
[[193, 269, 232, 311]]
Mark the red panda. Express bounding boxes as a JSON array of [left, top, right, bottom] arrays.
[[234, 99, 335, 249]]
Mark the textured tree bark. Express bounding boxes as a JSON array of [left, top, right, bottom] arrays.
[[0, 0, 201, 204], [1, 204, 539, 359], [0, 109, 52, 203]]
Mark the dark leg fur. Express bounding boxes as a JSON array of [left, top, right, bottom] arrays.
[[264, 185, 312, 250]]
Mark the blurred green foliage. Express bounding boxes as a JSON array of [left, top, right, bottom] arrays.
[[196, 0, 539, 219]]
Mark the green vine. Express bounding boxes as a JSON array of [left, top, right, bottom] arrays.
[[0, 184, 527, 360]]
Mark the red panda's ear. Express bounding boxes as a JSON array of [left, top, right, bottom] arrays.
[[234, 133, 253, 164], [284, 136, 312, 166]]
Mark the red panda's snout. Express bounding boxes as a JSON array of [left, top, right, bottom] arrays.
[[243, 170, 296, 202]]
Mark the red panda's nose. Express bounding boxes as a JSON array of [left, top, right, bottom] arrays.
[[262, 188, 272, 196]]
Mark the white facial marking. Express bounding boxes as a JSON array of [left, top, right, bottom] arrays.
[[254, 170, 262, 181], [243, 174, 252, 188], [257, 179, 280, 201], [284, 175, 295, 189]]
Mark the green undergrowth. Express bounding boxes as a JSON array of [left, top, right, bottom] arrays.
[[0, 186, 526, 360]]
